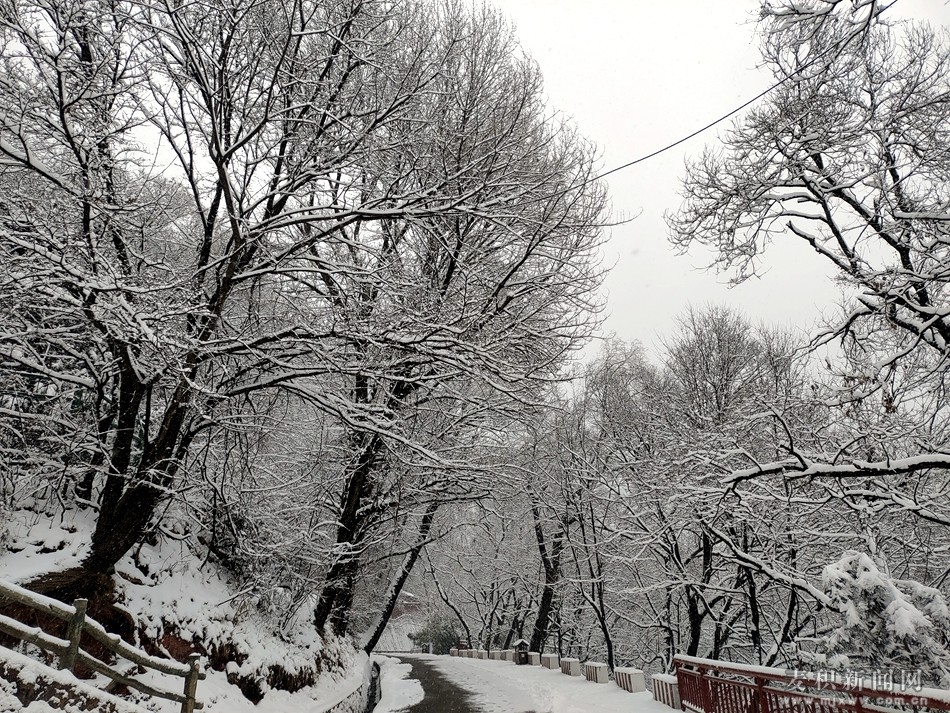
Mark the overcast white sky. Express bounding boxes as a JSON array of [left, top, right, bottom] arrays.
[[490, 0, 950, 356]]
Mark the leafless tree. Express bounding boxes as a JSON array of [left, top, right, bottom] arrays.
[[669, 6, 950, 505], [0, 0, 606, 632]]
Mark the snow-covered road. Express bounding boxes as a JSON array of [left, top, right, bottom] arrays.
[[385, 654, 674, 713]]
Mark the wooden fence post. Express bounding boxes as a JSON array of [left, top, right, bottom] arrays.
[[59, 598, 87, 672], [181, 653, 201, 713]]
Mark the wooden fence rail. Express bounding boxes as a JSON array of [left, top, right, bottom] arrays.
[[674, 654, 950, 713], [0, 578, 203, 713]]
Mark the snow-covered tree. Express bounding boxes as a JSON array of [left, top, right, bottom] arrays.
[[802, 551, 950, 687], [0, 0, 606, 644], [665, 1, 950, 670], [669, 5, 950, 484]]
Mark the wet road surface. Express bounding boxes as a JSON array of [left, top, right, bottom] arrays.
[[394, 656, 483, 713]]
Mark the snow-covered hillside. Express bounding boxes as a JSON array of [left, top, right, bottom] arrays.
[[0, 508, 365, 712]]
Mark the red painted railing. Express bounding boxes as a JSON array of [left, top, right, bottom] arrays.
[[673, 655, 950, 713]]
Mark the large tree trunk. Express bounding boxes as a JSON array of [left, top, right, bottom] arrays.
[[592, 580, 615, 670], [530, 583, 557, 653], [529, 498, 564, 653], [85, 484, 167, 573], [314, 429, 383, 636], [85, 385, 192, 576], [685, 530, 714, 657], [362, 503, 439, 653], [27, 383, 192, 602]]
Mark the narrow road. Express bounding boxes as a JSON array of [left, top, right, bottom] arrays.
[[389, 654, 669, 713], [394, 656, 484, 713]]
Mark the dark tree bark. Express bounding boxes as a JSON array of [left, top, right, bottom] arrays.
[[684, 532, 714, 658], [362, 503, 439, 653], [529, 498, 564, 653], [313, 434, 382, 635]]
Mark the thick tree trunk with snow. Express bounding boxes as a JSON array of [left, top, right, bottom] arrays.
[[313, 435, 382, 636], [529, 500, 564, 653], [362, 503, 439, 653]]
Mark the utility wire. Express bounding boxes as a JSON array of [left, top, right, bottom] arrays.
[[592, 0, 898, 184], [595, 82, 783, 181]]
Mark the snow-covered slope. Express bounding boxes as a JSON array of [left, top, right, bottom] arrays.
[[373, 611, 423, 652], [0, 645, 148, 713], [0, 508, 366, 713]]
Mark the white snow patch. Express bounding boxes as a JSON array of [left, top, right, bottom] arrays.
[[372, 655, 424, 713], [0, 509, 95, 583]]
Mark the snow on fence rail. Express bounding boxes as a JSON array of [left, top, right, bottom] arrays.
[[673, 654, 950, 713], [0, 578, 204, 713]]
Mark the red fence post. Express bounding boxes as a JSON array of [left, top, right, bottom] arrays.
[[755, 676, 769, 713], [699, 665, 712, 713], [673, 657, 686, 710]]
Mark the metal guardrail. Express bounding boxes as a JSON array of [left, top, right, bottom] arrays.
[[0, 578, 204, 712]]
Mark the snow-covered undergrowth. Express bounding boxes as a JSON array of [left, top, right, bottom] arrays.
[[115, 535, 334, 697], [131, 653, 369, 713], [0, 645, 148, 713], [0, 507, 365, 712]]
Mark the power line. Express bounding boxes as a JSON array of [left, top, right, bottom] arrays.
[[595, 81, 782, 181], [593, 1, 898, 183]]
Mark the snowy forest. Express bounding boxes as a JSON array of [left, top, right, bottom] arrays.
[[2, 0, 950, 709]]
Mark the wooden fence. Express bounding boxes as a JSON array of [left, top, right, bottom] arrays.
[[0, 578, 203, 712], [674, 654, 950, 713]]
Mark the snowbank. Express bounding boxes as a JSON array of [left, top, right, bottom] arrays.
[[372, 655, 424, 713], [116, 537, 329, 693], [0, 509, 95, 583], [0, 509, 371, 713]]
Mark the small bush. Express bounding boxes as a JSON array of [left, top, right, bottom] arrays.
[[409, 617, 459, 655]]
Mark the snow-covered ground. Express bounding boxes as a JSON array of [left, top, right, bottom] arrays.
[[398, 654, 673, 713], [0, 645, 148, 713], [0, 509, 367, 713], [373, 656, 424, 713]]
